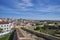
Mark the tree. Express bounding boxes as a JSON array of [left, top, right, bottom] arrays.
[[36, 23, 40, 26], [0, 28, 3, 33], [34, 25, 40, 30]]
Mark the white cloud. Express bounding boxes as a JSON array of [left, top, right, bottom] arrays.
[[17, 0, 34, 9], [36, 6, 60, 12], [18, 5, 60, 13], [13, 0, 60, 13]]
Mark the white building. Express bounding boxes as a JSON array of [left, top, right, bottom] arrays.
[[0, 19, 3, 22], [0, 22, 13, 32]]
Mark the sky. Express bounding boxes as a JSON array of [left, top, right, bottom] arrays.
[[0, 0, 60, 20]]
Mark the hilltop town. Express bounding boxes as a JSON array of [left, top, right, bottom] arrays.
[[0, 18, 60, 40]]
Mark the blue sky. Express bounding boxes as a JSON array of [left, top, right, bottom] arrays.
[[0, 0, 60, 20]]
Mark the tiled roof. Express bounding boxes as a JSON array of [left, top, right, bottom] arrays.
[[0, 22, 9, 24]]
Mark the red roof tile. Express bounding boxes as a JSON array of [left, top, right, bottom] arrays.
[[0, 22, 9, 24]]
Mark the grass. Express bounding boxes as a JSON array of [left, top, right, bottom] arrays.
[[35, 26, 60, 38], [0, 32, 14, 40], [0, 34, 11, 40]]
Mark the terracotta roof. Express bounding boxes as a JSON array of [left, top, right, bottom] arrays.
[[0, 22, 9, 24]]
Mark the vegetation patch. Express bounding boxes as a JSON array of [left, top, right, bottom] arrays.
[[34, 24, 60, 38], [0, 28, 3, 33], [0, 31, 14, 40]]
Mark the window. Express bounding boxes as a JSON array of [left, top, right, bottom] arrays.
[[1, 25, 3, 27], [7, 28, 8, 29], [4, 25, 8, 27], [7, 25, 8, 26], [4, 28, 6, 30]]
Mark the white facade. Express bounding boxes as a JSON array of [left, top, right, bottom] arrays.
[[0, 23, 13, 32], [0, 19, 3, 22]]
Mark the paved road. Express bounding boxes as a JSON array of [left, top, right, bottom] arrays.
[[16, 28, 32, 40], [17, 29, 24, 37], [13, 30, 17, 40]]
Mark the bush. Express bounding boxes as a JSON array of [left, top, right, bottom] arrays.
[[34, 26, 40, 30], [0, 28, 3, 33]]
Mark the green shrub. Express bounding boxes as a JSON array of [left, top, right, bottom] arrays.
[[0, 28, 3, 33], [34, 26, 40, 30]]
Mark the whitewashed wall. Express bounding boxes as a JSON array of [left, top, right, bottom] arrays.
[[0, 23, 13, 32]]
